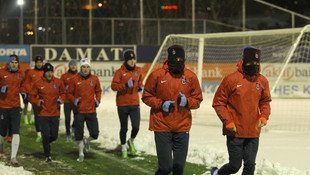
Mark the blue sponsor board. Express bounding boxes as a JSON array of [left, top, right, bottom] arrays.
[[0, 45, 30, 63]]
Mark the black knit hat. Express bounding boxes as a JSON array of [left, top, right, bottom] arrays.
[[35, 55, 44, 62], [123, 49, 135, 61], [43, 63, 54, 73], [243, 47, 261, 64], [168, 45, 185, 61]]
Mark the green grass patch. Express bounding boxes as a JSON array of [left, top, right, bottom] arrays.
[[1, 116, 209, 175]]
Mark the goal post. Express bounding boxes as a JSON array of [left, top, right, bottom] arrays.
[[144, 25, 310, 131]]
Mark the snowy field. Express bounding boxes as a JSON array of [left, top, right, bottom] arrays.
[[1, 94, 310, 175]]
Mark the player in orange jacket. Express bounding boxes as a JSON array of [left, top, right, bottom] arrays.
[[29, 63, 65, 162], [60, 60, 78, 142], [142, 45, 203, 175], [22, 62, 35, 125], [211, 46, 271, 175], [0, 55, 25, 165], [23, 55, 44, 142], [111, 49, 143, 158], [67, 58, 102, 162]]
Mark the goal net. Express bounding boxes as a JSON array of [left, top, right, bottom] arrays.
[[144, 25, 310, 132]]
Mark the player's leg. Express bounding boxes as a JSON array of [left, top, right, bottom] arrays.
[[0, 108, 9, 154], [242, 138, 259, 175], [171, 132, 189, 175], [154, 132, 173, 175], [64, 103, 72, 141], [23, 100, 29, 124], [38, 116, 52, 161], [117, 106, 129, 158], [32, 104, 41, 142], [84, 113, 99, 153], [128, 105, 140, 155], [9, 107, 22, 165], [74, 113, 85, 162]]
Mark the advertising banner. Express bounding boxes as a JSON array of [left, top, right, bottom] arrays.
[[31, 45, 136, 62]]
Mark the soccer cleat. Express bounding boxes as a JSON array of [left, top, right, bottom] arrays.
[[127, 140, 136, 155], [7, 136, 12, 143], [77, 155, 84, 162], [10, 157, 19, 166], [45, 156, 52, 163], [122, 150, 128, 159], [83, 138, 90, 153], [66, 135, 72, 142], [29, 119, 35, 125], [36, 136, 42, 142], [211, 167, 219, 175], [24, 118, 29, 125]]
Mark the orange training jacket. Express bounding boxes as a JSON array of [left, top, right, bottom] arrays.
[[0, 65, 25, 108], [61, 71, 78, 103], [142, 60, 203, 132], [23, 68, 44, 93], [29, 77, 66, 116], [67, 73, 102, 114], [212, 60, 271, 138], [111, 64, 143, 106]]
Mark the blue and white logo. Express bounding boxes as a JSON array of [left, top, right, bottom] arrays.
[[135, 72, 138, 76], [182, 78, 186, 85], [90, 81, 93, 86], [17, 74, 20, 79], [53, 84, 57, 88], [256, 82, 260, 90]]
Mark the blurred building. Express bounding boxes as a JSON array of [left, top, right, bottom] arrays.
[[0, 0, 309, 45]]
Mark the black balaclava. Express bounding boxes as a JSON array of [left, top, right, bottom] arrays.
[[242, 47, 261, 76], [167, 45, 185, 75], [123, 49, 136, 71]]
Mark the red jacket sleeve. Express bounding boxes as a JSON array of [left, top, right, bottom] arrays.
[[111, 69, 127, 92], [142, 71, 164, 110], [28, 82, 40, 106], [67, 78, 76, 103], [187, 75, 203, 109], [95, 77, 102, 102], [259, 78, 271, 120], [212, 76, 235, 126]]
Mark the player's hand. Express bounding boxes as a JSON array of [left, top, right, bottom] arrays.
[[227, 127, 237, 132], [258, 119, 266, 128], [1, 85, 8, 93], [162, 100, 175, 112], [126, 78, 134, 88], [74, 97, 81, 106], [21, 92, 28, 100], [177, 92, 187, 107], [57, 98, 63, 104], [95, 100, 99, 107]]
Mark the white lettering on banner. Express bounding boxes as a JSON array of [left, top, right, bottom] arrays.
[[59, 49, 71, 61], [0, 48, 28, 56], [111, 48, 123, 61], [44, 48, 58, 60], [193, 66, 222, 78], [76, 48, 92, 60], [96, 49, 109, 61], [261, 65, 294, 80]]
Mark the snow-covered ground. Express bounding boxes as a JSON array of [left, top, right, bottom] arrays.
[[1, 94, 310, 175]]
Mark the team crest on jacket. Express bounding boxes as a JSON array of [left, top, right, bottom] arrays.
[[53, 84, 57, 88], [135, 71, 138, 76], [17, 74, 20, 79], [256, 82, 260, 90], [182, 78, 186, 85], [90, 81, 93, 86]]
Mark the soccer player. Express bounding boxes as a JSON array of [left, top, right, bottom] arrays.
[[211, 46, 271, 175], [111, 49, 143, 158], [22, 62, 35, 125], [29, 63, 65, 162], [23, 55, 44, 142], [0, 55, 25, 165], [142, 45, 203, 175], [67, 58, 102, 162], [61, 60, 78, 142]]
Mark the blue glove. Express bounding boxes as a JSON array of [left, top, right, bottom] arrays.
[[57, 98, 63, 104], [65, 85, 69, 90], [21, 92, 28, 100], [95, 100, 99, 107], [126, 78, 134, 88], [74, 97, 81, 106], [1, 85, 8, 94], [138, 85, 144, 92], [162, 100, 175, 112], [178, 92, 188, 107], [39, 99, 44, 107]]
